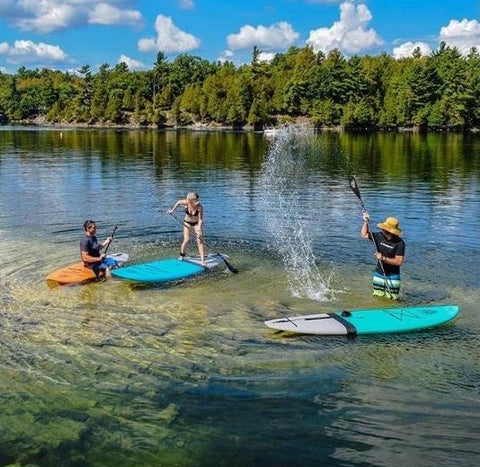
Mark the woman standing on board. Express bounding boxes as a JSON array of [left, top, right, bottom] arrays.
[[168, 192, 206, 266], [361, 212, 405, 300]]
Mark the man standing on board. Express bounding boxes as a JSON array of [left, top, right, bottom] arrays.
[[361, 212, 405, 300], [80, 220, 114, 279]]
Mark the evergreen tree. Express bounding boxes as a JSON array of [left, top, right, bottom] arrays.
[[90, 64, 109, 122], [105, 90, 123, 123]]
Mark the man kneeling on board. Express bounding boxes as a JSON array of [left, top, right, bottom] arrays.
[[80, 220, 115, 279]]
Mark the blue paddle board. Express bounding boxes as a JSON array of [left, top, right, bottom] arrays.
[[264, 305, 459, 336], [111, 253, 227, 284]]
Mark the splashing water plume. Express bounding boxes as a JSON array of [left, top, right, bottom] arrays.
[[260, 125, 334, 301]]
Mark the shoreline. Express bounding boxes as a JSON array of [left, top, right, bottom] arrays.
[[2, 116, 480, 133]]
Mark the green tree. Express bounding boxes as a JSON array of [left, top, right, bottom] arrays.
[[152, 51, 170, 109], [105, 90, 123, 123], [248, 97, 268, 130], [311, 99, 341, 126], [90, 63, 109, 122], [465, 47, 480, 127], [77, 65, 93, 122]]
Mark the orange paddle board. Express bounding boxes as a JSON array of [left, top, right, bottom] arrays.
[[46, 253, 129, 287], [46, 262, 96, 286]]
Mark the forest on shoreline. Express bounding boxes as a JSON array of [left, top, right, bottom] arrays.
[[1, 43, 479, 131]]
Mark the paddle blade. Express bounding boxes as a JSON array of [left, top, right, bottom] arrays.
[[349, 176, 361, 199], [222, 257, 238, 274], [348, 176, 367, 212]]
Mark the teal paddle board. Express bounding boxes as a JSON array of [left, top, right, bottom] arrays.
[[264, 305, 459, 336], [111, 253, 227, 283]]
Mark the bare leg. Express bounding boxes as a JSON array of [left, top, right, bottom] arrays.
[[180, 225, 190, 258], [195, 225, 206, 265]]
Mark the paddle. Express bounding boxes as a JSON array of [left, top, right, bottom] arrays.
[[348, 176, 393, 296], [168, 212, 239, 274], [104, 225, 117, 255], [349, 176, 367, 213]]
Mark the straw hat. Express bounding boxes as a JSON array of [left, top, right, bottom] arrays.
[[377, 217, 402, 236]]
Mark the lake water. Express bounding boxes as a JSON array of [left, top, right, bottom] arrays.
[[1, 126, 479, 466]]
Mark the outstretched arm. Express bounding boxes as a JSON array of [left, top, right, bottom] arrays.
[[361, 211, 370, 239], [168, 199, 186, 214]]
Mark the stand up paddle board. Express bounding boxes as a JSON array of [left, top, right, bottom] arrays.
[[111, 253, 227, 284], [46, 252, 129, 287], [265, 305, 459, 336]]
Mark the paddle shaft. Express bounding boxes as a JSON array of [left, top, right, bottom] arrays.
[[168, 212, 239, 274], [348, 176, 393, 295], [104, 225, 117, 256]]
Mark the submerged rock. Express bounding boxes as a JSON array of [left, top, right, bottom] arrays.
[[158, 403, 179, 424]]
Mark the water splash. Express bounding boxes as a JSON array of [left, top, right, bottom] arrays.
[[260, 124, 334, 301]]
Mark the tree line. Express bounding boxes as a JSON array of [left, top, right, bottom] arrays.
[[1, 42, 479, 131]]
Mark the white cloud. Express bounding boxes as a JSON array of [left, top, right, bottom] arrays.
[[393, 41, 432, 59], [14, 3, 78, 33], [0, 0, 143, 33], [179, 0, 195, 9], [89, 4, 143, 27], [217, 48, 279, 66], [218, 49, 234, 63], [439, 19, 480, 55], [306, 1, 383, 54], [258, 52, 276, 62], [1, 40, 68, 65], [138, 15, 200, 54], [118, 54, 147, 70], [227, 21, 299, 51]]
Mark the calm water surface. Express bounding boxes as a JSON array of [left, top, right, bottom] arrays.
[[1, 126, 479, 466]]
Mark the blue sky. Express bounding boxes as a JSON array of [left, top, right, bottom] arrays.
[[0, 0, 479, 74]]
